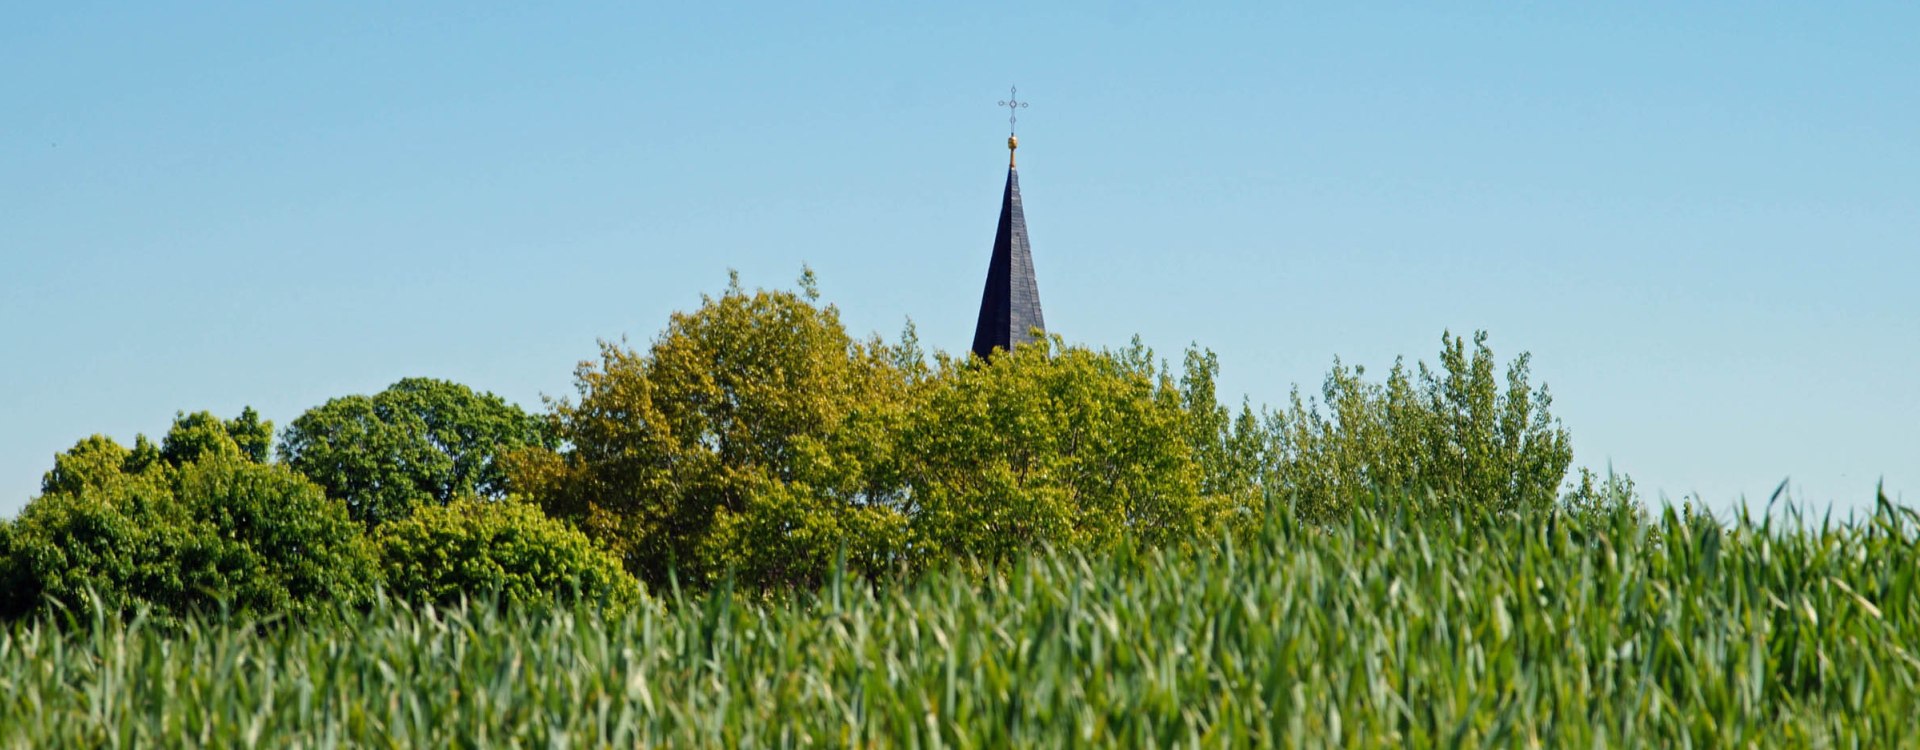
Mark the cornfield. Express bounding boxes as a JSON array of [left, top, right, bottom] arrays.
[[3, 499, 1916, 747]]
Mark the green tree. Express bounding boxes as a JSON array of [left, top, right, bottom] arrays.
[[375, 498, 639, 606], [224, 406, 275, 463], [509, 271, 916, 590], [1563, 467, 1642, 523], [39, 434, 168, 498], [507, 272, 1589, 590], [40, 408, 264, 499], [160, 408, 271, 467], [896, 337, 1230, 567], [2, 428, 375, 621], [1176, 347, 1267, 520], [1259, 331, 1574, 522], [281, 378, 554, 527], [0, 481, 187, 619]]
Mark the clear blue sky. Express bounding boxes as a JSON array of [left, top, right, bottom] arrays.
[[4, 3, 1915, 517]]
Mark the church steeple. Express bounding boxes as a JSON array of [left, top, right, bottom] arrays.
[[971, 88, 1044, 360]]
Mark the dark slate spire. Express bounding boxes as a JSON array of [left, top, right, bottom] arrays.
[[970, 140, 1045, 360]]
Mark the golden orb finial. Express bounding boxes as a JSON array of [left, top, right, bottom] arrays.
[[1008, 135, 1018, 168]]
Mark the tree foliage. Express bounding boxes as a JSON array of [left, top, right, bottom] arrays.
[[509, 271, 916, 591], [4, 273, 1601, 608], [1176, 348, 1268, 521], [281, 378, 553, 527], [375, 498, 638, 607], [1257, 331, 1574, 523], [162, 407, 273, 466], [38, 434, 170, 499], [511, 274, 1261, 589], [1, 413, 375, 621], [896, 336, 1234, 568]]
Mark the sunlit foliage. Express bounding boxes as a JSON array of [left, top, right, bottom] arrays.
[[1, 412, 374, 621], [376, 498, 638, 607]]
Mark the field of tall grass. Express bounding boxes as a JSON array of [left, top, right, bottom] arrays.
[[3, 498, 1916, 747]]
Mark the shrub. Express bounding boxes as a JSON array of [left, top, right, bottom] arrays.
[[375, 499, 638, 606]]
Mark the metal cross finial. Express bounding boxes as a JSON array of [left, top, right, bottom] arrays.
[[998, 86, 1029, 135]]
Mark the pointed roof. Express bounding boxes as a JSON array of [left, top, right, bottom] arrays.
[[970, 162, 1045, 359]]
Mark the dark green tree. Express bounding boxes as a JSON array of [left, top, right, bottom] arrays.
[[281, 378, 554, 526]]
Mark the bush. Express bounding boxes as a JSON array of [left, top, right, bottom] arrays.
[[281, 378, 554, 527], [375, 499, 638, 606]]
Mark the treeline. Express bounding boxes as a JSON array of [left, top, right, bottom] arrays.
[[0, 271, 1628, 621]]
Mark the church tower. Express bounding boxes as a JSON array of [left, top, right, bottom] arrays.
[[970, 88, 1045, 360]]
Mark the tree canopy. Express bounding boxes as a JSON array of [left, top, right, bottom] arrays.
[[1260, 331, 1573, 523], [1, 412, 374, 621], [507, 272, 918, 590], [281, 378, 553, 526], [506, 272, 1577, 591], [2, 271, 1601, 612], [894, 336, 1234, 568]]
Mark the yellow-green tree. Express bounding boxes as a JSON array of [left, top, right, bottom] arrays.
[[375, 498, 639, 606], [896, 337, 1234, 569], [509, 271, 917, 590]]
